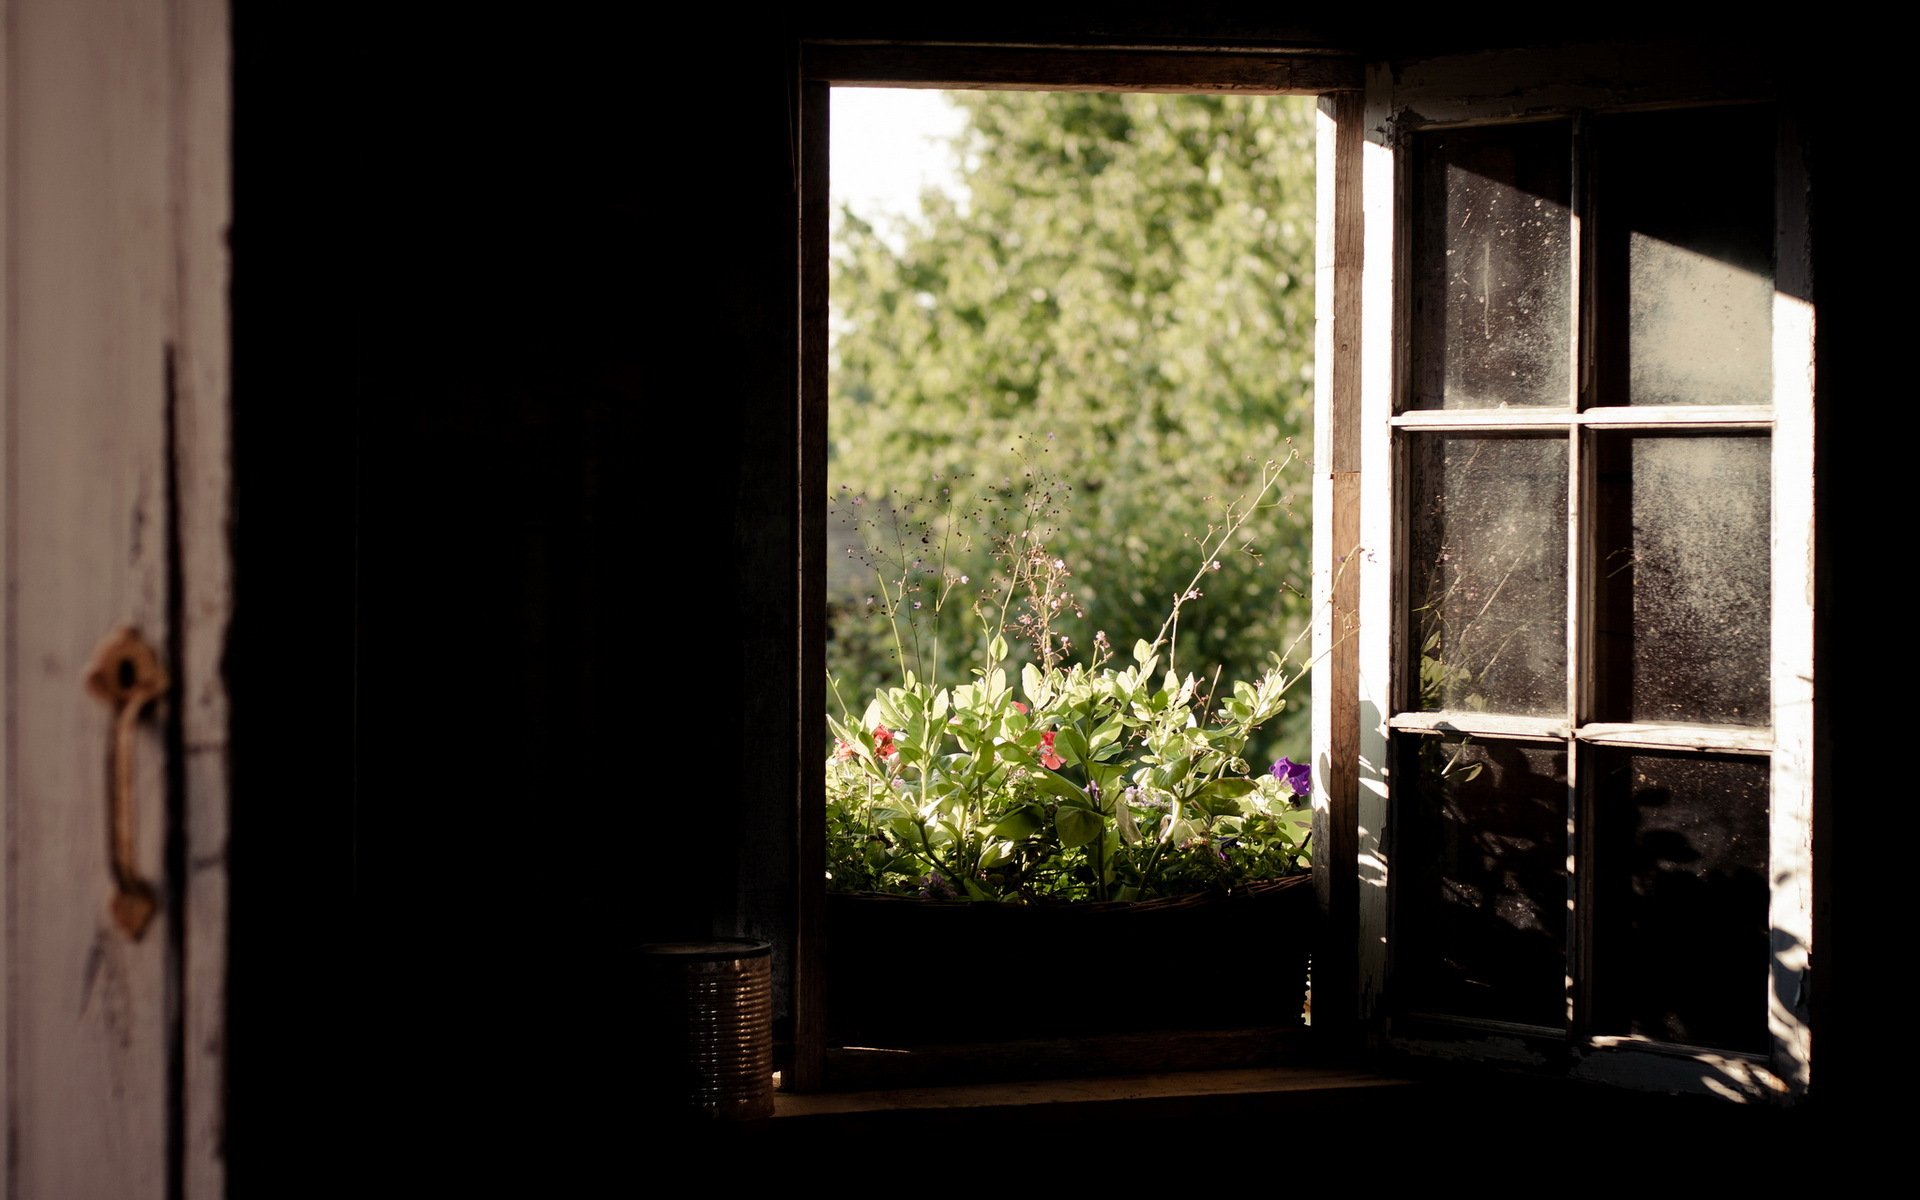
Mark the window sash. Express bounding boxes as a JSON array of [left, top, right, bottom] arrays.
[[1353, 72, 1814, 1098]]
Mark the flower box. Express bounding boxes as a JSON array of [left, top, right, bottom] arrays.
[[823, 874, 1313, 1046]]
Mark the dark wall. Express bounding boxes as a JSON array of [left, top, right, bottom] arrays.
[[235, 9, 802, 1184], [1803, 75, 1887, 1122], [228, 6, 358, 1188]]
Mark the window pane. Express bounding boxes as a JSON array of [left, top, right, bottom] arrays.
[[1591, 432, 1770, 726], [1593, 107, 1775, 407], [1409, 121, 1572, 410], [1407, 433, 1568, 715], [1394, 735, 1568, 1027], [1590, 749, 1769, 1053]]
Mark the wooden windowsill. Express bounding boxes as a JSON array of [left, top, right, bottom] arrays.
[[770, 1063, 1420, 1122]]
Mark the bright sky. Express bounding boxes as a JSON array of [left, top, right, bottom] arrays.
[[830, 88, 967, 242]]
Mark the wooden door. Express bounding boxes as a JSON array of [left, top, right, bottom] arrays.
[[0, 1, 230, 1194]]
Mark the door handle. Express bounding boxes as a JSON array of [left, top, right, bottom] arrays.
[[84, 626, 166, 939]]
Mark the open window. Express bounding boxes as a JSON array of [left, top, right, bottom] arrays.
[[1350, 66, 1814, 1099], [788, 38, 1818, 1105], [793, 46, 1359, 1091]]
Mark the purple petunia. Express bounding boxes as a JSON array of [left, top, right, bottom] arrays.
[[1271, 756, 1312, 797]]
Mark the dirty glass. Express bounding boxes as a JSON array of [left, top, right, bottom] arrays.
[[1406, 433, 1567, 715], [1591, 432, 1771, 726], [1409, 121, 1572, 410], [1589, 749, 1770, 1053], [1395, 735, 1568, 1028], [1593, 107, 1775, 407]]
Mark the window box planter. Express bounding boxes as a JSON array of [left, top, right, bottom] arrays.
[[823, 874, 1313, 1047]]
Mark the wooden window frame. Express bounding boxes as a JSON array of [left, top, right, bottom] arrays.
[[788, 38, 1817, 1106], [1353, 54, 1816, 1100], [791, 41, 1365, 1091]]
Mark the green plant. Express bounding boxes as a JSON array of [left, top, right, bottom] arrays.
[[825, 457, 1314, 903]]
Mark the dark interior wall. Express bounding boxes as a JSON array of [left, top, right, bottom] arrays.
[[228, 6, 359, 1188], [228, 9, 1884, 1180], [1803, 78, 1886, 1120], [234, 9, 802, 1184], [355, 15, 803, 1181]]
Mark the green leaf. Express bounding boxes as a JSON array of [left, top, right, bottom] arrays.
[[990, 806, 1045, 840], [1028, 769, 1085, 804], [1133, 638, 1153, 665], [1193, 777, 1256, 815], [1054, 807, 1104, 849], [1056, 724, 1091, 766], [988, 633, 1009, 664], [1198, 775, 1259, 794], [1021, 662, 1045, 705], [1150, 755, 1192, 792], [986, 667, 1008, 700]]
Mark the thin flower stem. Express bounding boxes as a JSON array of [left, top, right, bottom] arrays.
[[1148, 453, 1295, 672], [871, 556, 911, 687]]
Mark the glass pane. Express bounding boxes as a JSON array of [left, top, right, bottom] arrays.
[[1394, 735, 1568, 1027], [1590, 749, 1770, 1053], [1410, 121, 1572, 410], [1593, 107, 1775, 407], [1407, 433, 1568, 715], [1591, 433, 1770, 726]]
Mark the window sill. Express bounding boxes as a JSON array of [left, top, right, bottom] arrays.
[[769, 1063, 1420, 1125]]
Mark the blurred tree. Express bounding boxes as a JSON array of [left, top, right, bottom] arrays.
[[829, 91, 1317, 754]]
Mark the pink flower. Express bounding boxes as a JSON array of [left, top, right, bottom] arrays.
[[872, 725, 897, 760], [1039, 730, 1064, 770], [834, 739, 858, 761], [1011, 701, 1029, 715]]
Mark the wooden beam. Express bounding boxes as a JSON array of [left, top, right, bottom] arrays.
[[791, 76, 830, 1094], [169, 0, 233, 1192], [1387, 407, 1774, 430], [6, 2, 180, 1193], [1768, 100, 1815, 1097], [774, 1064, 1417, 1120], [803, 42, 1361, 93], [1311, 90, 1364, 1047], [1354, 64, 1399, 1029], [1389, 42, 1775, 126]]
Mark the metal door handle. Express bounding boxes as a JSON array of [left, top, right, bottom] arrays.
[[84, 626, 166, 939]]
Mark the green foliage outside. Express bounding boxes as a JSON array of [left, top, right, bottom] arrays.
[[828, 90, 1318, 761], [824, 463, 1315, 903]]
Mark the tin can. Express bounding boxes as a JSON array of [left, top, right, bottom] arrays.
[[640, 939, 775, 1120]]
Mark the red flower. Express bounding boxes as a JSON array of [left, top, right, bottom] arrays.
[[1039, 729, 1064, 770], [1011, 701, 1029, 715], [872, 725, 897, 759]]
